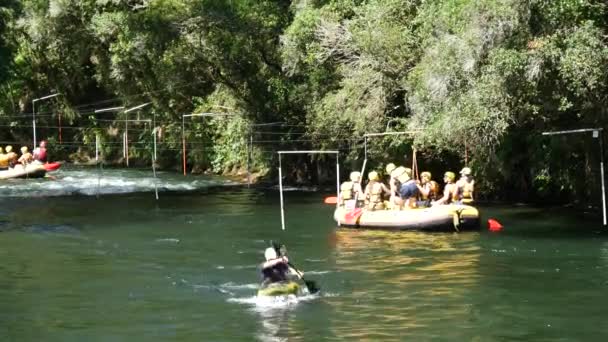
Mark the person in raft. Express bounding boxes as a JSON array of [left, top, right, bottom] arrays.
[[364, 171, 390, 211], [0, 147, 6, 171], [17, 146, 33, 168], [32, 140, 48, 164], [4, 146, 18, 169], [432, 171, 458, 205], [416, 171, 440, 207], [391, 166, 419, 209], [455, 167, 475, 204], [339, 171, 363, 209], [260, 247, 296, 287], [385, 163, 399, 207]]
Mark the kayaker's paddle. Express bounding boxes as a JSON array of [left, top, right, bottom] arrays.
[[272, 242, 320, 294]]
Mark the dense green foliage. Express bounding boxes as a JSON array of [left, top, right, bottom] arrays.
[[1, 0, 607, 204]]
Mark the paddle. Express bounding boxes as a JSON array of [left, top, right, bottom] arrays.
[[324, 196, 338, 204], [272, 242, 320, 294]]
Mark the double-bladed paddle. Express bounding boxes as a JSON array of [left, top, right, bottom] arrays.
[[272, 242, 320, 294]]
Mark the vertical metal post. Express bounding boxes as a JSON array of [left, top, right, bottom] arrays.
[[247, 129, 252, 187], [153, 112, 157, 161], [125, 116, 129, 167], [95, 134, 99, 161], [279, 154, 285, 230], [152, 126, 159, 200], [58, 113, 62, 144], [336, 154, 341, 226], [599, 130, 606, 226], [32, 100, 36, 147], [182, 116, 186, 176], [96, 134, 101, 198]]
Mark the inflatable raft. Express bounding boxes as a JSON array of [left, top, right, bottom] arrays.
[[257, 281, 301, 297], [0, 162, 61, 180], [334, 204, 480, 231]]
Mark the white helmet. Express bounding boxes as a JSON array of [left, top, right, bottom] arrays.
[[264, 247, 277, 261]]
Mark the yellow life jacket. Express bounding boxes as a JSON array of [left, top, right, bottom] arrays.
[[369, 182, 384, 204], [0, 154, 8, 168], [462, 181, 474, 199]]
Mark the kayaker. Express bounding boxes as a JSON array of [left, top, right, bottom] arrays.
[[364, 171, 390, 211], [32, 140, 48, 164], [433, 171, 458, 205], [260, 247, 293, 287], [339, 171, 363, 209], [456, 167, 475, 204], [416, 171, 440, 207]]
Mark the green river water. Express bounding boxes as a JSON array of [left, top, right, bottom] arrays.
[[1, 168, 608, 341]]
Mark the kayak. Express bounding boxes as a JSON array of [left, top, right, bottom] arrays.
[[257, 281, 301, 297], [334, 204, 480, 231], [43, 162, 61, 171], [0, 162, 61, 180]]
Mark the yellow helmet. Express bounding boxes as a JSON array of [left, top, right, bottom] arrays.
[[368, 171, 379, 181], [20, 146, 28, 153], [421, 171, 431, 179], [5, 145, 12, 153], [444, 171, 456, 182], [385, 163, 396, 175], [349, 171, 361, 182], [460, 167, 472, 176]]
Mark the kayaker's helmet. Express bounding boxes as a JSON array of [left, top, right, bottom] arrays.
[[444, 171, 456, 182], [385, 163, 396, 175], [368, 171, 379, 181], [421, 171, 431, 180], [39, 140, 47, 148], [349, 171, 361, 182], [460, 167, 472, 176], [5, 145, 12, 153], [264, 247, 277, 261], [20, 146, 28, 153]]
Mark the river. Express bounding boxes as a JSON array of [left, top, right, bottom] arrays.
[[1, 166, 607, 341]]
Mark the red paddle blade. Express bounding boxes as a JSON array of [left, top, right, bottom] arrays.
[[344, 208, 363, 221], [488, 218, 503, 231], [324, 196, 338, 204]]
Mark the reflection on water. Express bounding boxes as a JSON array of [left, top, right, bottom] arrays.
[[330, 229, 481, 340]]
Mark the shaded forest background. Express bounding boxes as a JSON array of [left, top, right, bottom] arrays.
[[1, 0, 607, 206]]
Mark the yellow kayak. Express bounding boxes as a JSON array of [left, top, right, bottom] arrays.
[[257, 281, 301, 297]]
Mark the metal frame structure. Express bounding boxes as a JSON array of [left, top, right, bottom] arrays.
[[247, 122, 284, 186], [95, 103, 150, 167], [277, 150, 340, 230], [32, 93, 60, 147], [94, 103, 158, 199], [542, 128, 606, 226]]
